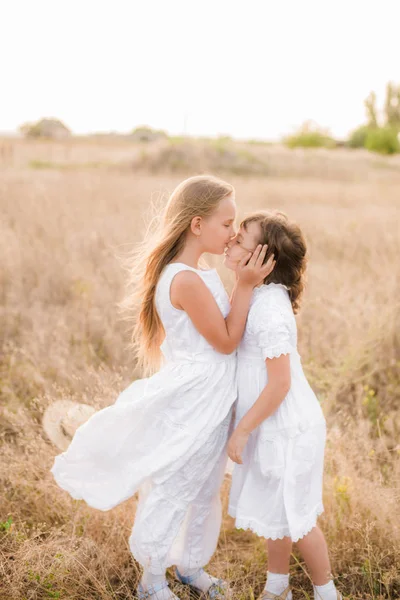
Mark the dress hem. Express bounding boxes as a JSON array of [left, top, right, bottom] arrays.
[[50, 464, 139, 512], [228, 503, 324, 542]]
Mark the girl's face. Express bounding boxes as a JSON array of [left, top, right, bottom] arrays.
[[224, 221, 262, 271], [197, 193, 237, 255]]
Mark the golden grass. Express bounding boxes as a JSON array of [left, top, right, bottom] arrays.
[[0, 138, 399, 599]]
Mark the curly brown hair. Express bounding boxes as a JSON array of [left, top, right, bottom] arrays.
[[241, 211, 308, 313]]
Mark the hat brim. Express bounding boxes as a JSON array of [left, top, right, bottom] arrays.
[[43, 400, 96, 451]]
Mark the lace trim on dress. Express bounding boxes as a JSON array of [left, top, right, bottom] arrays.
[[230, 503, 324, 542], [261, 341, 295, 360]]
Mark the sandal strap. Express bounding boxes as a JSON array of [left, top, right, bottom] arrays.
[[175, 567, 204, 585], [137, 580, 170, 599], [207, 579, 230, 598], [176, 569, 230, 598], [258, 587, 291, 600]]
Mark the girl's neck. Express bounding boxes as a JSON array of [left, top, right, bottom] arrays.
[[173, 241, 203, 269]]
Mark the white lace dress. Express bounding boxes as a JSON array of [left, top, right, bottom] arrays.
[[51, 263, 236, 574], [228, 283, 326, 542]]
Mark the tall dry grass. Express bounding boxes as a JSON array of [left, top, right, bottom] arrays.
[[0, 138, 400, 599]]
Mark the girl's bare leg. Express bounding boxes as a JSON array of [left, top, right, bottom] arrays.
[[264, 537, 292, 597], [295, 526, 331, 585], [267, 537, 292, 573]]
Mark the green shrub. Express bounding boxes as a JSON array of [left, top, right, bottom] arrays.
[[285, 126, 335, 149], [365, 127, 400, 155], [348, 125, 373, 148], [131, 126, 167, 142], [19, 118, 71, 139]]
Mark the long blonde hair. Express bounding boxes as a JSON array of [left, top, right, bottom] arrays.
[[123, 175, 234, 375]]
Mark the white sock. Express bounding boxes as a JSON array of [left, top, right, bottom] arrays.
[[140, 570, 175, 600], [265, 571, 291, 596], [177, 567, 225, 594], [314, 579, 340, 600]]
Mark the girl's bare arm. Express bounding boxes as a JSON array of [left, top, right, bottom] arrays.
[[171, 246, 274, 354], [238, 355, 291, 433]]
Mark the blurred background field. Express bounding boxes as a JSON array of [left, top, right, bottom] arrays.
[[1, 136, 399, 599]]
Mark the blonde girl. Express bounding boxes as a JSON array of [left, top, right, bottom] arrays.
[[51, 176, 274, 600]]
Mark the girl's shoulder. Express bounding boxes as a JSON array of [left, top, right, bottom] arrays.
[[251, 282, 291, 310], [247, 283, 294, 332], [157, 262, 229, 320], [157, 262, 225, 308]]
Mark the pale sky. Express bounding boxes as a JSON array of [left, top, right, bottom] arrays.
[[1, 0, 399, 140]]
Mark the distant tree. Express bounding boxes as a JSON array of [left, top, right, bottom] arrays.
[[365, 126, 400, 154], [348, 92, 378, 148], [130, 126, 167, 142], [347, 83, 400, 153], [19, 118, 71, 139], [348, 125, 371, 149], [364, 91, 378, 128], [384, 82, 400, 130], [19, 122, 38, 137]]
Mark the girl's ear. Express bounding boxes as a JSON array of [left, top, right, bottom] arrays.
[[190, 216, 202, 237]]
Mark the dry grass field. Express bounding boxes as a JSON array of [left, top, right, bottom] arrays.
[[1, 137, 400, 599]]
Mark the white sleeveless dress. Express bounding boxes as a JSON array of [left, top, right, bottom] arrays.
[[51, 263, 237, 573], [228, 283, 326, 542]]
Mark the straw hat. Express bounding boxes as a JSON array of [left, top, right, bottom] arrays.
[[43, 400, 96, 451]]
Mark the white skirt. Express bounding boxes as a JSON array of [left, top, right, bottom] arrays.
[[228, 422, 326, 542], [51, 356, 236, 511]]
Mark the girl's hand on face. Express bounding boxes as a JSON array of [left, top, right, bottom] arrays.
[[228, 427, 250, 465], [237, 245, 276, 287]]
